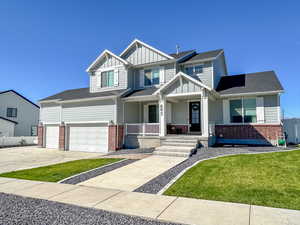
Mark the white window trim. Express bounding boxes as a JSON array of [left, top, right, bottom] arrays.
[[227, 97, 258, 124], [184, 64, 204, 76], [101, 70, 115, 88]]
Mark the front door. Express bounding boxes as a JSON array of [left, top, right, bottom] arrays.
[[189, 101, 201, 132]]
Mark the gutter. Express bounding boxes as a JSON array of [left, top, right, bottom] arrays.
[[219, 90, 284, 98]]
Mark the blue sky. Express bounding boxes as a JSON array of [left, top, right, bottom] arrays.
[[0, 0, 299, 117]]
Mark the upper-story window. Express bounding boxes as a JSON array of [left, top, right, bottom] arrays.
[[184, 64, 203, 76], [7, 108, 17, 118], [144, 68, 160, 86], [230, 98, 257, 123], [101, 70, 114, 87]]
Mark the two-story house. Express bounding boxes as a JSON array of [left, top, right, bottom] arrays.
[[38, 39, 284, 155], [0, 90, 40, 136]]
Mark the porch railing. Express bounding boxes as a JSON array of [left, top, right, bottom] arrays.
[[125, 123, 160, 136]]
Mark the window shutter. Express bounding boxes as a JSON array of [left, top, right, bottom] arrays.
[[114, 69, 119, 87], [160, 66, 165, 84], [144, 105, 148, 123], [96, 72, 101, 87], [256, 97, 264, 123], [140, 70, 145, 88], [223, 99, 230, 124]]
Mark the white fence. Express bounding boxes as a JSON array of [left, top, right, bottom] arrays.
[[125, 123, 160, 136], [0, 136, 38, 147]]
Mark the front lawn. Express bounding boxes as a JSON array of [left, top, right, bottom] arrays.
[[0, 158, 122, 182], [164, 149, 300, 210]]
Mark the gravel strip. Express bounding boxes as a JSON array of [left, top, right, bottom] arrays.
[[134, 146, 293, 194], [61, 159, 138, 184], [107, 148, 155, 155], [0, 192, 182, 225]]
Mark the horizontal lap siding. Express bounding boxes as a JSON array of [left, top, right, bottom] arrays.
[[264, 95, 280, 123], [208, 99, 223, 124], [40, 104, 61, 123], [62, 100, 115, 123], [171, 101, 188, 124], [165, 79, 202, 95]]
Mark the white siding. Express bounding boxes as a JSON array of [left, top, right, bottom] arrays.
[[164, 79, 202, 95], [213, 53, 227, 89], [208, 99, 223, 124], [0, 92, 39, 136], [0, 119, 15, 137], [62, 100, 115, 123], [40, 103, 61, 123], [122, 44, 168, 65], [171, 101, 189, 124], [264, 95, 280, 123]]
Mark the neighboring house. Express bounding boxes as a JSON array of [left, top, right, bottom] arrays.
[[0, 90, 40, 136], [284, 118, 300, 144], [38, 39, 284, 154]]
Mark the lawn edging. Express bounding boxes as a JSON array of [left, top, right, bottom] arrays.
[[159, 148, 299, 195], [58, 159, 129, 183]]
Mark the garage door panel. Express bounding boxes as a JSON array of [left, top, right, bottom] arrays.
[[68, 125, 108, 153], [45, 126, 59, 149]]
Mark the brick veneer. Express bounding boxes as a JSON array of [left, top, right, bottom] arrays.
[[59, 125, 65, 150], [108, 125, 124, 151], [167, 125, 189, 134], [37, 125, 44, 147], [215, 124, 283, 142]]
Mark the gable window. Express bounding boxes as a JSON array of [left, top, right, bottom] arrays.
[[148, 105, 158, 123], [185, 64, 203, 76], [7, 108, 17, 118], [101, 70, 114, 87], [230, 98, 257, 123], [144, 68, 160, 86]]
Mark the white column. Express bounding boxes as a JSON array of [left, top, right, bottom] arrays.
[[201, 96, 209, 137], [159, 95, 167, 136]]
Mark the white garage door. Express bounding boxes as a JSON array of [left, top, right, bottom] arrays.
[[68, 124, 108, 153], [45, 126, 59, 149]]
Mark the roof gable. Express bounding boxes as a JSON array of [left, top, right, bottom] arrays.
[[120, 39, 174, 65], [86, 50, 129, 72], [0, 90, 39, 108]]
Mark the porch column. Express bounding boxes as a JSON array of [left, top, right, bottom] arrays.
[[201, 96, 209, 137], [159, 95, 167, 136]]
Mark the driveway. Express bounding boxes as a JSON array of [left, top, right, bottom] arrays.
[[0, 146, 105, 173]]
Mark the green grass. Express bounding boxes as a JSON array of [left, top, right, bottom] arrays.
[[164, 149, 300, 210], [0, 158, 123, 182]]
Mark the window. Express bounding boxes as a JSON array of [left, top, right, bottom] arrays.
[[31, 126, 38, 136], [101, 70, 114, 87], [7, 108, 17, 118], [185, 64, 203, 76], [144, 68, 160, 86], [230, 98, 257, 123], [148, 105, 158, 123]]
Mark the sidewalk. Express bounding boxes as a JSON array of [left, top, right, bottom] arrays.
[[0, 177, 299, 225]]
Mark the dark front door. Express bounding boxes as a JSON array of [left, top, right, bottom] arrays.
[[189, 101, 201, 132]]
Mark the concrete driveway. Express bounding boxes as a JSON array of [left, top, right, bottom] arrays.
[[0, 146, 105, 173]]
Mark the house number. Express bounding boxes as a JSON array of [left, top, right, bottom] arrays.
[[160, 104, 163, 116]]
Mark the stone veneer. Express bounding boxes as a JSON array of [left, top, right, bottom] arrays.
[[108, 125, 124, 151], [37, 125, 44, 147], [59, 125, 65, 150]]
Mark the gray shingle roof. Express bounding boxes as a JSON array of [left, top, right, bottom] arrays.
[[169, 50, 195, 59], [216, 71, 284, 95], [124, 87, 158, 98], [181, 49, 223, 63], [40, 88, 128, 102]]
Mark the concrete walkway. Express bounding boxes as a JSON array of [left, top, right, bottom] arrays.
[[78, 156, 185, 191], [0, 178, 299, 225]]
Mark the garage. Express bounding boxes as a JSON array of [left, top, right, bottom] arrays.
[[45, 125, 59, 149], [67, 124, 108, 153]]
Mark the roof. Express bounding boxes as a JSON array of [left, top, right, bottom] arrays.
[[0, 116, 18, 124], [169, 50, 195, 59], [0, 90, 39, 108], [124, 87, 159, 98], [40, 88, 128, 102], [181, 49, 223, 64], [216, 71, 284, 96]]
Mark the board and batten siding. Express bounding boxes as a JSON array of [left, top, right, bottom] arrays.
[[90, 55, 128, 93], [122, 44, 168, 65], [62, 100, 115, 123], [40, 103, 61, 123], [181, 62, 213, 88], [164, 78, 202, 96], [171, 101, 189, 124]]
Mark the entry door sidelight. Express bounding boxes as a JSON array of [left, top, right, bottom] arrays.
[[189, 101, 201, 132]]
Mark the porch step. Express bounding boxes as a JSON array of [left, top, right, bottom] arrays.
[[161, 141, 197, 147], [153, 151, 190, 158], [155, 145, 194, 153]]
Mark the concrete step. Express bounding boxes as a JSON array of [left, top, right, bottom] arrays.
[[153, 151, 190, 158], [161, 141, 197, 147], [155, 146, 194, 153], [162, 138, 198, 144]]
